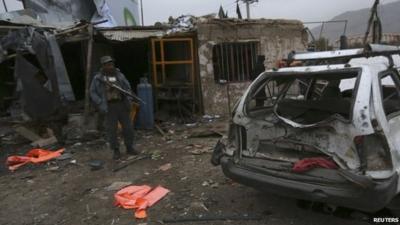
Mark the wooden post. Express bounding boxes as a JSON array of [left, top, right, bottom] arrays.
[[83, 25, 94, 126], [2, 0, 8, 12]]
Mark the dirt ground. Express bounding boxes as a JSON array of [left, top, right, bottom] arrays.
[[0, 119, 380, 225]]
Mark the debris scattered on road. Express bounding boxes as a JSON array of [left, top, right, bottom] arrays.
[[210, 183, 219, 189], [159, 163, 172, 171], [56, 153, 73, 161], [155, 124, 167, 138], [14, 125, 41, 142], [201, 179, 219, 187], [151, 151, 162, 160], [190, 201, 209, 212], [202, 114, 221, 122], [113, 154, 151, 172], [46, 166, 60, 172], [162, 213, 264, 223], [189, 129, 223, 138], [185, 123, 197, 127], [31, 136, 58, 148], [202, 181, 210, 187], [189, 147, 211, 155], [88, 160, 105, 171], [105, 182, 132, 191], [13, 126, 59, 147]]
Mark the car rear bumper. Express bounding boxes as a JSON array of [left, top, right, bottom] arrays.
[[220, 156, 398, 212]]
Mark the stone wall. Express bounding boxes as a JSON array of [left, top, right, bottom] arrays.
[[197, 19, 307, 116]]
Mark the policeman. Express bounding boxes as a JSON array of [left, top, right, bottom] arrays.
[[90, 56, 138, 159]]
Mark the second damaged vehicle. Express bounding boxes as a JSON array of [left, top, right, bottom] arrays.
[[212, 44, 400, 212]]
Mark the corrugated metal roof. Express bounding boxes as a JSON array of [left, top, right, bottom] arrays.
[[99, 30, 165, 41]]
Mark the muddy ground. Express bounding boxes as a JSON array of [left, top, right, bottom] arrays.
[[0, 119, 385, 225]]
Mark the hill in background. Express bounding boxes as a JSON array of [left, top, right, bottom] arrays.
[[310, 0, 400, 43]]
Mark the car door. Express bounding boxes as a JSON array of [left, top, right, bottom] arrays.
[[377, 70, 400, 170]]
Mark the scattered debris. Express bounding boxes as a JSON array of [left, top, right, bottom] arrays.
[[166, 15, 197, 35], [26, 179, 35, 184], [185, 123, 197, 127], [155, 124, 167, 137], [151, 151, 162, 160], [202, 114, 221, 121], [190, 201, 209, 212], [158, 163, 172, 171], [31, 136, 58, 148], [189, 129, 223, 138], [202, 181, 209, 187], [14, 125, 41, 142], [13, 126, 59, 147], [189, 147, 212, 155], [201, 179, 219, 188], [162, 213, 264, 223], [113, 154, 151, 172], [114, 185, 170, 219], [210, 183, 219, 189], [56, 153, 73, 161], [105, 182, 132, 191], [46, 166, 60, 172], [88, 160, 105, 171], [73, 142, 82, 147]]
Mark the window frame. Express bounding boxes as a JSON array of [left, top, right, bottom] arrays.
[[244, 68, 362, 120], [378, 69, 400, 118], [212, 41, 260, 84]]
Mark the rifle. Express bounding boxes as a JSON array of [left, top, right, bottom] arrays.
[[101, 79, 146, 105]]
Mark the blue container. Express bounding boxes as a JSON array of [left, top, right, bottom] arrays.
[[136, 78, 154, 129]]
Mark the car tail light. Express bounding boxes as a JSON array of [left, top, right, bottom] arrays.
[[354, 136, 364, 146]]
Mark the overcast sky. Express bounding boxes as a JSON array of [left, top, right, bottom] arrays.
[[142, 0, 398, 25], [0, 0, 399, 26]]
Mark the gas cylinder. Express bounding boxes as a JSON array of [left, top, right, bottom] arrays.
[[136, 78, 154, 129]]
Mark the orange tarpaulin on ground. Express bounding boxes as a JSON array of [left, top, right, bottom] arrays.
[[114, 185, 170, 219], [6, 148, 65, 171]]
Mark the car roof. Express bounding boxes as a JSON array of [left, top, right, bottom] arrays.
[[272, 54, 400, 74]]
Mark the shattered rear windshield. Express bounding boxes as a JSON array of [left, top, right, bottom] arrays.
[[246, 70, 360, 124]]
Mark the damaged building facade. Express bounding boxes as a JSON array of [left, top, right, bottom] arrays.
[[0, 11, 307, 122], [196, 19, 307, 115], [94, 18, 308, 117]]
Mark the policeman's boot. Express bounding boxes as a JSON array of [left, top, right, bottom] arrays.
[[126, 145, 139, 155], [113, 148, 121, 160]]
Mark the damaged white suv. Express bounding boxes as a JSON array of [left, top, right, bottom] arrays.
[[212, 44, 400, 212]]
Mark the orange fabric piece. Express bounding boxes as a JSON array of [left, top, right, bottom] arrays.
[[6, 148, 65, 171], [135, 209, 147, 219], [140, 186, 170, 207], [114, 185, 152, 209], [114, 185, 170, 219]]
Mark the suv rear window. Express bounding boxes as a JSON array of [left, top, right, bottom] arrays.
[[246, 70, 359, 124], [379, 72, 400, 117]]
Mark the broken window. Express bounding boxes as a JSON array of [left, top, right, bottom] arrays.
[[151, 37, 201, 115], [379, 72, 400, 116], [246, 70, 359, 124], [212, 42, 259, 83], [152, 38, 195, 86]]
